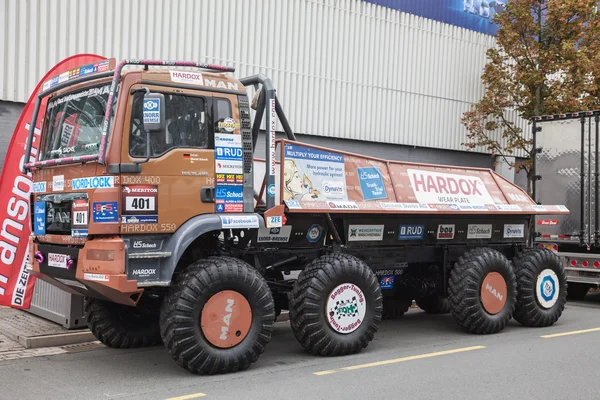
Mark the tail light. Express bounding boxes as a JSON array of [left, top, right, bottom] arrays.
[[582, 261, 589, 267], [570, 259, 577, 266]]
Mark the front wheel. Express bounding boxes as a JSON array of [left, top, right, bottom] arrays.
[[159, 256, 275, 375], [85, 296, 162, 348], [289, 252, 383, 356]]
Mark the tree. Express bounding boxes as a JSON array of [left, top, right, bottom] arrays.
[[461, 0, 600, 193]]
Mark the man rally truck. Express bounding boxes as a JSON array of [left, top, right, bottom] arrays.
[[21, 57, 569, 375]]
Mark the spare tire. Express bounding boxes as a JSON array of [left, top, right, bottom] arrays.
[[448, 247, 517, 334], [289, 252, 382, 356], [512, 248, 567, 327], [85, 296, 162, 348]]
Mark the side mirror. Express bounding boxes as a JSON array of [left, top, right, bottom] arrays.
[[143, 93, 165, 132]]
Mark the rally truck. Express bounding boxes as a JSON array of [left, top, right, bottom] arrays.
[[22, 57, 569, 375], [533, 111, 600, 300]]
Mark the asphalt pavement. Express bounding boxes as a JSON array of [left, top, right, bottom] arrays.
[[1, 294, 600, 400]]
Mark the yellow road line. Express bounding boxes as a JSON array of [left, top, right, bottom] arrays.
[[313, 345, 486, 375], [165, 393, 207, 400], [541, 327, 600, 339]]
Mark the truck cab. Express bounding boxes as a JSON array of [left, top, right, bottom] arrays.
[[25, 59, 264, 305]]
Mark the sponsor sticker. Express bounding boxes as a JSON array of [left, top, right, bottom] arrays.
[[257, 226, 292, 243], [327, 201, 359, 210], [496, 204, 521, 212], [283, 143, 346, 202], [169, 70, 204, 85], [132, 240, 161, 250], [437, 224, 455, 240], [398, 224, 424, 240], [53, 175, 64, 191], [217, 117, 241, 132], [557, 205, 569, 212], [122, 185, 158, 216], [215, 146, 243, 161], [219, 215, 260, 229], [532, 205, 547, 212], [71, 199, 89, 236], [326, 283, 366, 334], [71, 176, 115, 190], [215, 160, 243, 175], [215, 185, 243, 213], [347, 225, 384, 241], [121, 215, 158, 224], [467, 224, 492, 239], [130, 268, 158, 279], [306, 224, 323, 243], [538, 220, 559, 226], [48, 253, 68, 269], [504, 224, 525, 238], [358, 167, 388, 201], [267, 184, 276, 197], [71, 229, 88, 238], [32, 182, 46, 193], [143, 98, 160, 124], [84, 273, 109, 282], [379, 276, 395, 289], [266, 215, 283, 228], [407, 169, 494, 205], [33, 202, 46, 235], [285, 199, 301, 209], [93, 202, 118, 223]]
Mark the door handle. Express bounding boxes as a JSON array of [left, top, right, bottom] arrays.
[[201, 187, 215, 203]]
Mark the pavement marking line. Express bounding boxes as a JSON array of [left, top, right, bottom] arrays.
[[541, 327, 600, 339], [164, 393, 207, 400], [313, 345, 486, 376]]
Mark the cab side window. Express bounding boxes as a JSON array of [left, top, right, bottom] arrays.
[[214, 98, 234, 133], [129, 92, 209, 158]]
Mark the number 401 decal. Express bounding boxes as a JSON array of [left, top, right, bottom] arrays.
[[126, 196, 156, 211]]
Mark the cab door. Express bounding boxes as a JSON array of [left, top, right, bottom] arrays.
[[119, 84, 216, 235]]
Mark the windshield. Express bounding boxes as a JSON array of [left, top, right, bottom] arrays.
[[40, 84, 111, 161]]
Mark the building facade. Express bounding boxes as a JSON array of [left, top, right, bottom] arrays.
[[0, 0, 527, 186]]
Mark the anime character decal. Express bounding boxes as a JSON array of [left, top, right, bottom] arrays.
[[283, 159, 322, 201]]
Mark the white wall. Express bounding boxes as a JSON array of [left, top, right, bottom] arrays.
[[0, 0, 529, 155]]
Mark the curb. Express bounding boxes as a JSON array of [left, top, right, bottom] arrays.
[[19, 331, 96, 349]]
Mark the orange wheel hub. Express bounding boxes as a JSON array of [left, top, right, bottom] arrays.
[[200, 290, 252, 348], [480, 272, 507, 315]]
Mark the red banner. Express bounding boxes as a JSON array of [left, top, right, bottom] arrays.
[[0, 54, 105, 309]]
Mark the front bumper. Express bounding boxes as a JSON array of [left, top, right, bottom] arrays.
[[29, 235, 144, 306]]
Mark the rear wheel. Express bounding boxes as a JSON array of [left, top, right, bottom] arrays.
[[448, 248, 517, 334], [159, 256, 275, 375], [567, 282, 590, 301], [512, 248, 567, 327], [85, 296, 161, 348], [289, 252, 382, 356], [416, 295, 450, 314], [381, 297, 412, 320]]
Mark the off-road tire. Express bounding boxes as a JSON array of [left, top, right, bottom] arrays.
[[159, 256, 275, 375], [512, 248, 567, 327], [567, 282, 591, 301], [289, 252, 383, 356], [85, 297, 161, 348], [448, 248, 517, 334], [382, 297, 412, 320], [416, 295, 450, 314]]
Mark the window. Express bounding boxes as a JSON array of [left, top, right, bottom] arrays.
[[41, 84, 111, 161], [129, 92, 208, 158], [214, 98, 234, 133]]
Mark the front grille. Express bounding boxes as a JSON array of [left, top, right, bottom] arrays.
[[36, 193, 87, 235]]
